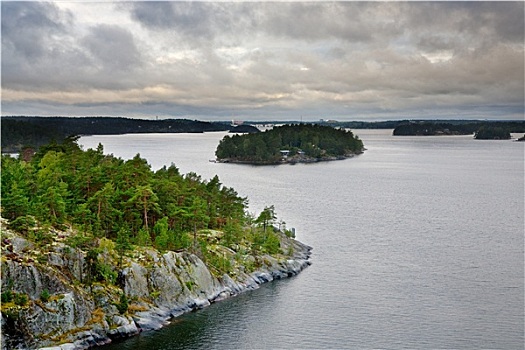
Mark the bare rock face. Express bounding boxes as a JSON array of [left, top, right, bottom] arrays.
[[1, 225, 311, 350], [1, 262, 94, 349]]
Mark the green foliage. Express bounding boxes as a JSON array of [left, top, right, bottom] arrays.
[[0, 137, 298, 290], [8, 215, 37, 234], [13, 293, 28, 306], [263, 232, 281, 255], [216, 124, 364, 163], [99, 237, 116, 252], [40, 289, 50, 303], [1, 117, 232, 153], [135, 228, 152, 247], [222, 219, 243, 248], [474, 126, 511, 140], [115, 227, 132, 265], [1, 290, 13, 303], [28, 228, 53, 246], [201, 248, 233, 276], [256, 205, 276, 232], [84, 248, 116, 285], [154, 217, 170, 251], [85, 249, 100, 286], [116, 293, 128, 314], [65, 231, 92, 249], [98, 263, 117, 284], [1, 137, 249, 246], [185, 281, 194, 291], [393, 121, 525, 136], [170, 230, 191, 251]]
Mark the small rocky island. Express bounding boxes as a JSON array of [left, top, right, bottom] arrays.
[[215, 124, 364, 165], [0, 140, 311, 349]]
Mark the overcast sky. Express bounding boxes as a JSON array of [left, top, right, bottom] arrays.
[[1, 1, 524, 121]]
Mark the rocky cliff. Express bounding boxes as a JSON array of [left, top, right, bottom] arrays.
[[0, 220, 311, 349]]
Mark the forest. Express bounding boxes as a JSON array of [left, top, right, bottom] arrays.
[[392, 121, 525, 136], [1, 137, 290, 276], [215, 124, 365, 164], [473, 126, 511, 140], [1, 117, 232, 153]]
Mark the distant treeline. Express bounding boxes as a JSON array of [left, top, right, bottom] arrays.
[[392, 121, 525, 137], [1, 117, 232, 153], [3, 116, 524, 153], [248, 120, 402, 129]]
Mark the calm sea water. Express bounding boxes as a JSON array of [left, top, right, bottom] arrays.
[[80, 130, 524, 349]]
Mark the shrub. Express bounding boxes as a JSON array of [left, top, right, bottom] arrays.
[[9, 215, 37, 234], [13, 293, 28, 306], [1, 290, 13, 303], [263, 232, 282, 255], [98, 263, 117, 284], [66, 232, 92, 249], [116, 293, 128, 314], [185, 281, 194, 291], [40, 289, 50, 302]]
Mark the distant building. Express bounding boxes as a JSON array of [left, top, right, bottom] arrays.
[[280, 150, 290, 158], [231, 120, 244, 126]]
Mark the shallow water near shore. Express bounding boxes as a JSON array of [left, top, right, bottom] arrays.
[[81, 130, 524, 349]]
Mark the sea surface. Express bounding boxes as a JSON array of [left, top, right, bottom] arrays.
[[80, 130, 524, 349]]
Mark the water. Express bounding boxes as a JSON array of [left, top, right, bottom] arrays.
[[80, 130, 524, 349]]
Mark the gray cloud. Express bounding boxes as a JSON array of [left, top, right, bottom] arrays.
[[1, 2, 70, 60], [82, 24, 142, 72], [2, 1, 523, 120]]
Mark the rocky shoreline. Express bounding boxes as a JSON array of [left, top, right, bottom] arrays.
[[217, 151, 363, 166], [1, 223, 311, 350]]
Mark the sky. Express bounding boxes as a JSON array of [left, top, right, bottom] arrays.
[[1, 1, 524, 121]]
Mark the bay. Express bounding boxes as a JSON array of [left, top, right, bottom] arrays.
[[80, 130, 524, 349]]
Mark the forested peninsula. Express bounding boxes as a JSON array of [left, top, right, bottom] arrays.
[[1, 117, 235, 153], [215, 124, 365, 164], [0, 139, 311, 349]]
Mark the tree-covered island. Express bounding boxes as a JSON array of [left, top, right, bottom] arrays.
[[215, 124, 365, 165], [392, 120, 525, 137], [0, 138, 311, 349]]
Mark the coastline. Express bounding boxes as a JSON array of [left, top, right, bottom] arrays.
[[216, 151, 364, 166], [0, 223, 311, 350]]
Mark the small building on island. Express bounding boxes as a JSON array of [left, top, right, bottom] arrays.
[[280, 150, 290, 159]]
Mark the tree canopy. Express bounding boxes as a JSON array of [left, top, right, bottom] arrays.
[[1, 139, 250, 252], [474, 126, 511, 140], [215, 124, 364, 164]]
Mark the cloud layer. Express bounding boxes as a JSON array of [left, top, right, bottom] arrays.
[[2, 1, 523, 120]]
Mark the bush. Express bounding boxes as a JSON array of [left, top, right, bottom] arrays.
[[98, 263, 117, 284], [9, 215, 37, 234], [116, 293, 128, 314], [40, 289, 50, 302], [66, 232, 92, 249], [1, 290, 13, 303], [13, 293, 28, 306], [263, 232, 282, 255], [28, 229, 53, 245], [185, 281, 194, 291]]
